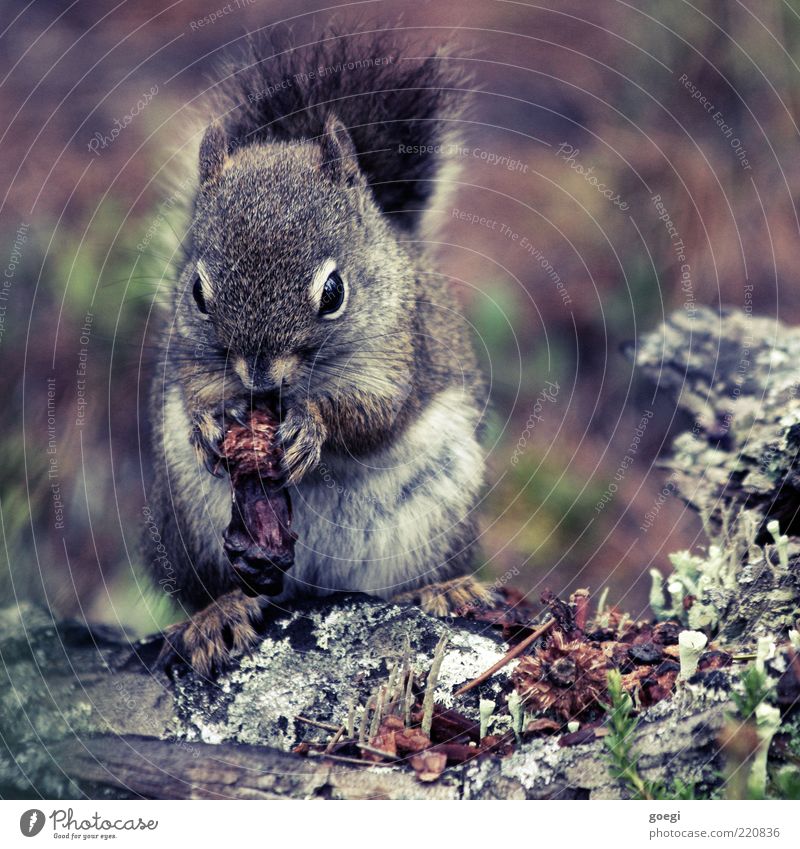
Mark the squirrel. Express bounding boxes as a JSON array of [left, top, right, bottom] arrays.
[[146, 28, 493, 674]]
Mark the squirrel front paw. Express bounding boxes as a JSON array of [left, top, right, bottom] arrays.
[[280, 399, 327, 484], [190, 401, 248, 475], [157, 590, 264, 677], [391, 576, 499, 618]]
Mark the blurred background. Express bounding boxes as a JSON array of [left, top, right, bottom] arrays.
[[1, 0, 798, 634]]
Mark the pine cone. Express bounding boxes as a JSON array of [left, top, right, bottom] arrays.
[[512, 631, 609, 721], [219, 409, 296, 597], [220, 409, 284, 484]]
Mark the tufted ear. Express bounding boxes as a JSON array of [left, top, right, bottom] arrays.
[[320, 113, 364, 188], [199, 122, 228, 184]]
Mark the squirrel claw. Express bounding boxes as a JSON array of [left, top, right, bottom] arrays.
[[190, 409, 225, 474], [157, 591, 264, 678], [280, 401, 326, 485], [193, 440, 223, 477], [391, 576, 498, 618], [222, 399, 250, 428], [191, 406, 253, 477], [228, 407, 249, 427], [203, 452, 223, 477]]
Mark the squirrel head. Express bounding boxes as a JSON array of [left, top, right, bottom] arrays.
[[174, 117, 417, 410]]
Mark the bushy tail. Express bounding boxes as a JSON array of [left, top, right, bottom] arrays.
[[212, 26, 470, 230]]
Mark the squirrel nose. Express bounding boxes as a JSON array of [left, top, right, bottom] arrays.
[[251, 368, 278, 395], [233, 355, 277, 394]]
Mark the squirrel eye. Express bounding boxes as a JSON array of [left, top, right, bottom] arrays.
[[318, 271, 347, 318], [192, 276, 209, 314]]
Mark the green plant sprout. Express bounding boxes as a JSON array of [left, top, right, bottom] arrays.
[[730, 664, 770, 718], [603, 670, 700, 800], [603, 670, 660, 800]]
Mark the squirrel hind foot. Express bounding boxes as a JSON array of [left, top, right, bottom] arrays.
[[391, 576, 497, 618], [157, 590, 264, 677]]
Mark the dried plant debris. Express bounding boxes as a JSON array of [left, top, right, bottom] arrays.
[[293, 640, 500, 782], [219, 408, 296, 596], [473, 590, 690, 728], [475, 590, 759, 738], [513, 630, 609, 721], [460, 586, 541, 643], [292, 587, 799, 783], [776, 650, 800, 710], [525, 717, 562, 735], [410, 751, 448, 782]]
